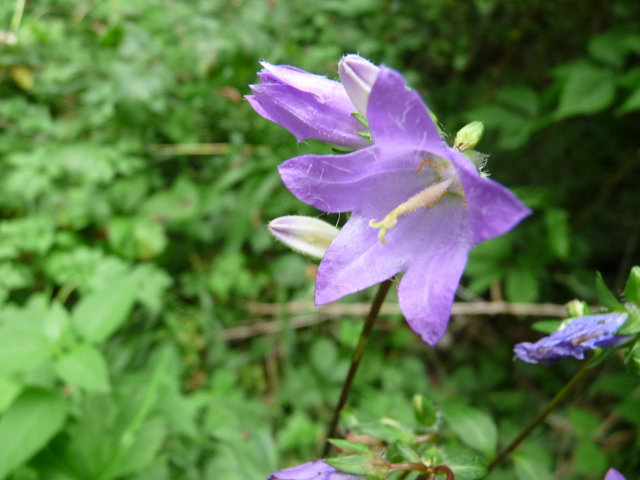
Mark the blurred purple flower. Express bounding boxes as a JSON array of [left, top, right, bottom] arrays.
[[277, 61, 530, 345], [604, 468, 626, 480], [514, 312, 629, 364], [247, 62, 369, 149], [268, 460, 362, 480]]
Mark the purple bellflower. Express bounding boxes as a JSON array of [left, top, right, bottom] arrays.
[[604, 468, 626, 480], [268, 460, 362, 480], [514, 312, 629, 364], [270, 57, 530, 345], [247, 62, 370, 149]]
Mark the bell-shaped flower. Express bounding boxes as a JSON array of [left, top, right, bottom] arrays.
[[269, 460, 363, 480], [268, 215, 339, 259], [338, 54, 380, 116], [247, 62, 369, 149], [278, 65, 530, 345], [514, 312, 630, 364]]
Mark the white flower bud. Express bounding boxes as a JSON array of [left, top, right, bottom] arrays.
[[338, 54, 380, 116], [268, 216, 339, 259]]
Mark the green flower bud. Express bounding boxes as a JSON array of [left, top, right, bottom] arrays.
[[566, 299, 589, 318], [454, 121, 484, 151]]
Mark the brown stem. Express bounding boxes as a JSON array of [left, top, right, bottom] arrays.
[[321, 279, 393, 457]]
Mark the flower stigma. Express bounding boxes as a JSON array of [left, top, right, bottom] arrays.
[[369, 178, 454, 243]]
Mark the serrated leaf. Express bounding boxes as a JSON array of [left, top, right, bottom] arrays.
[[72, 276, 137, 343], [595, 272, 623, 310], [556, 63, 615, 119], [447, 455, 488, 480], [325, 454, 372, 476], [441, 403, 497, 458], [328, 438, 369, 454], [624, 266, 640, 305], [0, 389, 69, 478], [513, 454, 553, 480], [55, 343, 111, 393]]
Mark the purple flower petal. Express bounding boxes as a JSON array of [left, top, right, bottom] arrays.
[[247, 62, 368, 149], [268, 460, 362, 480], [398, 226, 470, 345], [367, 67, 449, 156], [449, 149, 531, 245], [514, 312, 629, 364], [252, 57, 530, 344], [604, 468, 626, 480]]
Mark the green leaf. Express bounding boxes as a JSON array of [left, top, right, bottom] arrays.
[[328, 438, 370, 454], [0, 375, 21, 413], [595, 272, 623, 310], [55, 343, 111, 393], [412, 394, 437, 427], [624, 266, 640, 305], [447, 455, 488, 480], [513, 453, 553, 480], [325, 454, 373, 476], [531, 320, 562, 334], [572, 440, 607, 475], [0, 321, 51, 375], [617, 85, 640, 115], [72, 276, 137, 343], [505, 268, 539, 303], [545, 208, 570, 259], [555, 63, 616, 119], [0, 389, 69, 478], [441, 403, 497, 458]]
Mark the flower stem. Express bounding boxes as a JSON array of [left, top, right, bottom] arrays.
[[488, 359, 595, 471], [322, 279, 393, 457]]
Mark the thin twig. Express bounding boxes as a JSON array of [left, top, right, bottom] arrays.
[[225, 300, 569, 341], [322, 279, 393, 457], [245, 299, 568, 318]]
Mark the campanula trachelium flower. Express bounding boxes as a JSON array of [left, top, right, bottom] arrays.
[[514, 312, 629, 364]]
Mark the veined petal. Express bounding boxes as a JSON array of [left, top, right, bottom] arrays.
[[279, 146, 426, 214], [397, 206, 471, 345], [367, 67, 449, 157], [315, 214, 406, 304], [448, 149, 531, 245], [249, 84, 368, 148], [259, 62, 349, 103]]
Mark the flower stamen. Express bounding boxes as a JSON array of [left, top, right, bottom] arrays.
[[369, 179, 452, 243]]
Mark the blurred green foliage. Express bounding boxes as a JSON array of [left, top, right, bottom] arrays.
[[0, 0, 639, 478]]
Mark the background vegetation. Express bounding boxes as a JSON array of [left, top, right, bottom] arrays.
[[0, 0, 638, 478]]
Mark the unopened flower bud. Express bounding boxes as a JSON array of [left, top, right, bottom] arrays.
[[566, 299, 589, 318], [268, 216, 339, 259], [338, 54, 380, 116], [454, 121, 484, 151]]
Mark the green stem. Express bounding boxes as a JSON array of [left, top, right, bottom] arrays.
[[322, 279, 393, 457], [488, 358, 595, 471]]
